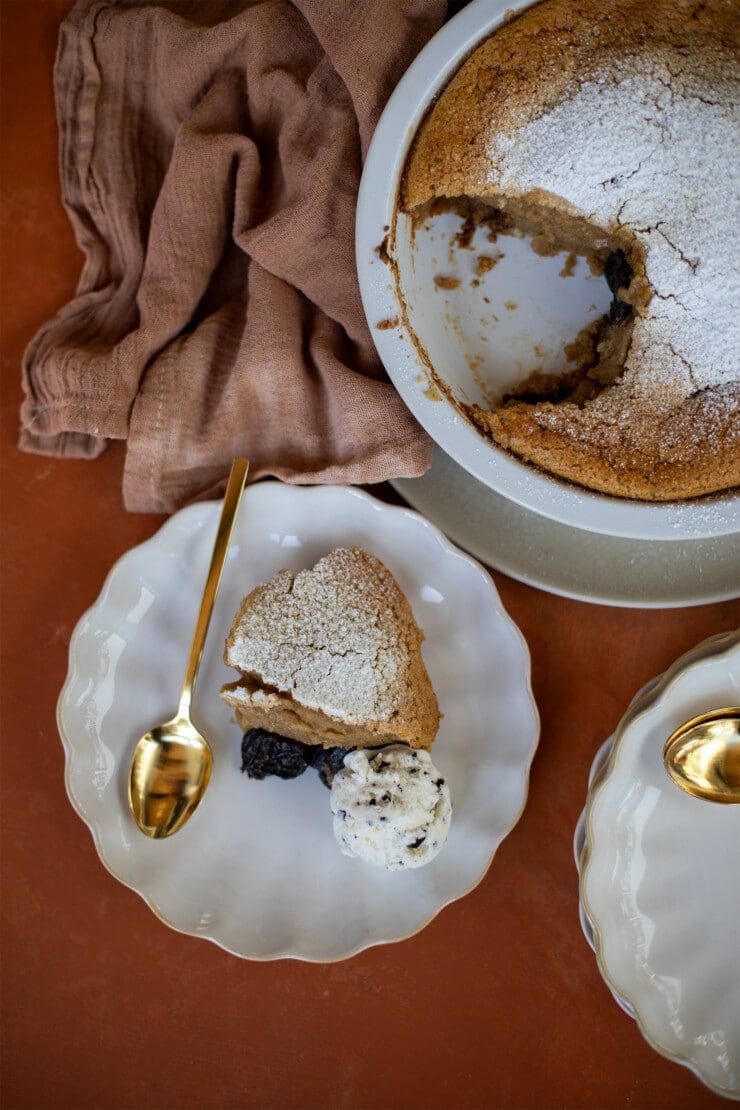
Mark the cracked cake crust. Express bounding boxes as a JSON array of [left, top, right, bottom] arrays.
[[221, 547, 440, 751], [401, 0, 740, 501]]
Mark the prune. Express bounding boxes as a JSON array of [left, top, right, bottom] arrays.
[[240, 729, 311, 780], [310, 745, 353, 788], [604, 249, 634, 323]]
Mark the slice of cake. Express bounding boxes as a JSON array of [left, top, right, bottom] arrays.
[[220, 547, 440, 751]]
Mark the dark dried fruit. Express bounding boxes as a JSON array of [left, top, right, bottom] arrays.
[[310, 745, 353, 788], [604, 249, 634, 323], [240, 729, 311, 780]]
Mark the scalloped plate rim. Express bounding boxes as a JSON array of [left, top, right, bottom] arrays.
[[579, 630, 740, 1099]]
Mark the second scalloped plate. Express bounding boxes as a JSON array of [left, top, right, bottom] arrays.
[[580, 631, 740, 1099], [57, 482, 539, 961]]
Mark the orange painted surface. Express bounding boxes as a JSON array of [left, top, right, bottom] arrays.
[[1, 4, 736, 1107]]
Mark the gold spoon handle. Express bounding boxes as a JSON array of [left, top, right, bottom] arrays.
[[178, 457, 249, 718]]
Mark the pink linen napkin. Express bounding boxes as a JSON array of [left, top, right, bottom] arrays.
[[20, 0, 448, 510]]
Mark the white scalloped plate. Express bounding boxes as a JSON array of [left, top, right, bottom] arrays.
[[580, 631, 740, 1099], [57, 482, 539, 961], [356, 0, 740, 541]]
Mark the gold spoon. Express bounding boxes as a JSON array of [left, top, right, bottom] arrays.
[[128, 457, 249, 838], [663, 708, 740, 804]]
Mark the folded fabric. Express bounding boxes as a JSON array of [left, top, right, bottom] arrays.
[[20, 0, 447, 511]]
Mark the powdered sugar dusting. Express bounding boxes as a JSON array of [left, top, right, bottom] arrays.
[[486, 55, 739, 408], [224, 548, 437, 733]]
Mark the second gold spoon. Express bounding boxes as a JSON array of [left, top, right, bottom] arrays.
[[128, 457, 249, 838], [663, 707, 740, 804]]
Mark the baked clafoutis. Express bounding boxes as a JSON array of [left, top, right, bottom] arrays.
[[401, 0, 739, 502]]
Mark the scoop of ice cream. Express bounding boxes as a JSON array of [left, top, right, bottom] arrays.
[[330, 745, 452, 870]]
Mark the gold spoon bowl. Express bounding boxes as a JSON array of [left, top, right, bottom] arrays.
[[128, 457, 249, 838], [128, 723, 214, 839], [663, 707, 740, 804]]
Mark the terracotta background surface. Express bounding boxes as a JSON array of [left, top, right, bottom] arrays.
[[1, 3, 737, 1108]]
